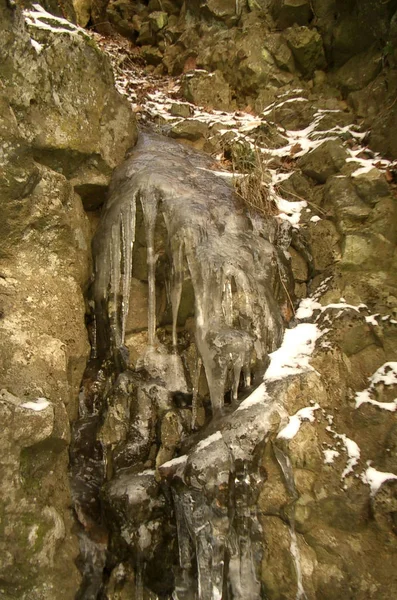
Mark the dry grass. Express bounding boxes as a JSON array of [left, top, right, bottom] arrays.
[[232, 145, 278, 218]]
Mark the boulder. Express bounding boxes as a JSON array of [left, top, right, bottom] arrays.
[[298, 140, 349, 183], [342, 233, 395, 271], [1, 5, 137, 178], [334, 47, 383, 94], [181, 69, 232, 111], [283, 24, 326, 77], [271, 0, 313, 30]]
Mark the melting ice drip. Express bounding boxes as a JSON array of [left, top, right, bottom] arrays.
[[92, 133, 288, 414]]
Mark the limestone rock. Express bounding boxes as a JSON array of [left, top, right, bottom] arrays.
[[181, 70, 232, 111], [334, 47, 383, 94], [306, 219, 341, 272], [1, 4, 137, 178], [283, 24, 326, 77], [298, 139, 349, 183], [264, 32, 296, 73], [342, 233, 394, 271], [352, 168, 391, 206], [148, 10, 168, 31], [169, 118, 210, 142], [271, 0, 313, 30]]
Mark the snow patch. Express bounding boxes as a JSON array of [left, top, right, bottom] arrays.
[[195, 431, 223, 452], [362, 465, 397, 496], [264, 323, 321, 381], [21, 397, 50, 411], [355, 362, 397, 412], [323, 449, 340, 464], [277, 404, 320, 440]]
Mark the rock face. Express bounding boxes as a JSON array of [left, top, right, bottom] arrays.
[[2, 2, 397, 600], [0, 3, 137, 599]]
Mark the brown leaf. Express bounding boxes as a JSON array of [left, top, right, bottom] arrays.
[[290, 143, 302, 155], [183, 56, 197, 73]]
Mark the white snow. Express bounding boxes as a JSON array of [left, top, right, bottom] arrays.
[[365, 314, 380, 326], [362, 465, 397, 496], [160, 455, 188, 468], [355, 362, 397, 412], [327, 426, 361, 479], [340, 435, 361, 479], [310, 215, 321, 223], [295, 297, 322, 320], [195, 431, 223, 452], [323, 449, 340, 464], [264, 323, 321, 381], [21, 397, 50, 411], [370, 362, 397, 386], [237, 382, 270, 411], [355, 390, 397, 412], [277, 404, 320, 440], [24, 4, 90, 38], [30, 38, 43, 54]]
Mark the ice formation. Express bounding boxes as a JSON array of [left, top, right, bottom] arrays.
[[92, 132, 289, 414]]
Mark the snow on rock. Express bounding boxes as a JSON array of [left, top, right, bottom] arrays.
[[365, 314, 380, 326], [295, 298, 322, 320], [237, 382, 270, 411], [340, 435, 361, 479], [362, 465, 397, 496], [264, 323, 321, 382], [277, 404, 320, 440], [195, 431, 223, 452], [323, 449, 340, 464], [355, 362, 397, 412], [20, 397, 51, 412], [24, 4, 90, 38], [326, 425, 361, 480]]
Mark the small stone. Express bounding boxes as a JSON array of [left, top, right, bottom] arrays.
[[170, 119, 210, 142], [170, 103, 194, 118], [148, 11, 168, 32]]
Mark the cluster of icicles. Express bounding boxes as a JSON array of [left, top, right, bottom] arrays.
[[92, 133, 288, 415]]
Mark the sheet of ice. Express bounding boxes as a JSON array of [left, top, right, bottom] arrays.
[[277, 404, 320, 440], [362, 465, 397, 496], [264, 323, 320, 381], [21, 397, 50, 411]]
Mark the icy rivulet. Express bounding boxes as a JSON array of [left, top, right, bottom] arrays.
[[72, 132, 294, 599]]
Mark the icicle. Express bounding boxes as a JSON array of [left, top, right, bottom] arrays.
[[120, 200, 136, 344], [140, 192, 159, 346], [222, 276, 233, 326], [171, 239, 185, 348], [191, 354, 202, 430]]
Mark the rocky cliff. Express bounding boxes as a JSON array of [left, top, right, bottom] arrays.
[[1, 2, 397, 600]]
